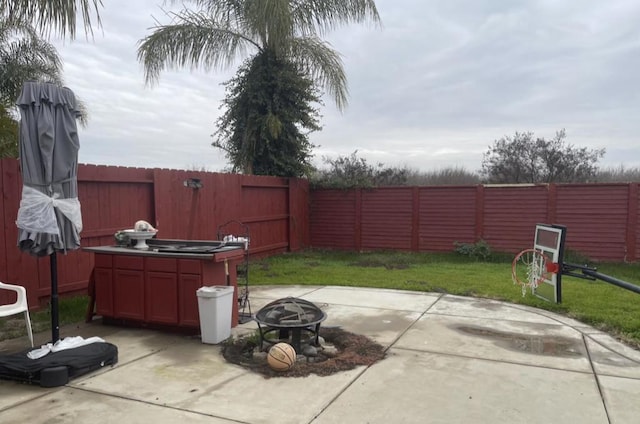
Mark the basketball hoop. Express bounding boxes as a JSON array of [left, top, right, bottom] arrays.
[[512, 249, 558, 297]]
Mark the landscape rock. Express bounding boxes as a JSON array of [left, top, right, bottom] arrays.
[[303, 345, 318, 357]]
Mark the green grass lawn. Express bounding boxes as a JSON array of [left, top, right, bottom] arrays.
[[250, 249, 640, 348], [2, 249, 638, 350], [0, 295, 88, 343]]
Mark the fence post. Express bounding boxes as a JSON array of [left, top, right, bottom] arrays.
[[475, 185, 484, 241], [626, 183, 638, 262], [547, 184, 557, 223], [355, 188, 362, 251], [288, 178, 294, 251], [412, 187, 420, 251]]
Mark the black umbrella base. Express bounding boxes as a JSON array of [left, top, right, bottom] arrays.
[[0, 342, 118, 387]]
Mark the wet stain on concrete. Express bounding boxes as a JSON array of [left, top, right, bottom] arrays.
[[584, 348, 640, 369], [454, 325, 584, 357], [468, 301, 503, 311], [439, 297, 504, 311], [587, 350, 639, 367], [327, 311, 414, 337]]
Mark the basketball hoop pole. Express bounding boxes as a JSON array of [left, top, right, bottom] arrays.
[[583, 269, 640, 295], [559, 262, 597, 280], [562, 262, 640, 295], [554, 224, 567, 303]]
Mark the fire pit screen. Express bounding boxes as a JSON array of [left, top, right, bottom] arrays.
[[254, 297, 326, 353]]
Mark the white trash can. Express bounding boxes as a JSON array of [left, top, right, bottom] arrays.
[[196, 286, 234, 344]]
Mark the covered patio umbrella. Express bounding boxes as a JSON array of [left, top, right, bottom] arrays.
[[15, 81, 83, 343]]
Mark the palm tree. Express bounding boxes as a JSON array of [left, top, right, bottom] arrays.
[[137, 0, 380, 173], [0, 15, 90, 157], [1, 0, 102, 38], [0, 16, 63, 106], [0, 16, 63, 157]]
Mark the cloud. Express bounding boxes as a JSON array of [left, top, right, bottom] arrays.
[[48, 0, 640, 172]]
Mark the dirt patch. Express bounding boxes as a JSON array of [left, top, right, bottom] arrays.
[[222, 327, 386, 378], [349, 259, 386, 268], [349, 260, 409, 270]]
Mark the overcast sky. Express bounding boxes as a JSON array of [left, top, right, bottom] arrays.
[[50, 0, 640, 173]]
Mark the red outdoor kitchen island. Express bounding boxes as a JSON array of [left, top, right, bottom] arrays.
[[83, 239, 246, 331]]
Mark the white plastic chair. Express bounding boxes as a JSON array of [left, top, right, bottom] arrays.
[[0, 282, 34, 347]]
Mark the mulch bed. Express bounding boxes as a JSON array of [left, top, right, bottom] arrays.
[[221, 327, 386, 378]]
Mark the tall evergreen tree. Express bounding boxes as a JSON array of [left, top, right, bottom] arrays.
[[214, 51, 321, 176], [138, 0, 380, 175]]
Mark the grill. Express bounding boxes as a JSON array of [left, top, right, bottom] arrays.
[[254, 297, 326, 354]]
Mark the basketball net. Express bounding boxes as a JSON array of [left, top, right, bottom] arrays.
[[512, 249, 557, 297]]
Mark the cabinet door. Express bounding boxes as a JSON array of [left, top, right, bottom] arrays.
[[113, 269, 145, 320], [178, 274, 201, 327], [94, 268, 113, 316], [146, 271, 178, 324]]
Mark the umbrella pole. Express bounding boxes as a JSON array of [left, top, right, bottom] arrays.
[[50, 252, 60, 343]]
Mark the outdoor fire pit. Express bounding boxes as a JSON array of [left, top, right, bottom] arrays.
[[254, 297, 326, 354]]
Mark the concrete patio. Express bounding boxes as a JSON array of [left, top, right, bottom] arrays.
[[1, 285, 640, 423]]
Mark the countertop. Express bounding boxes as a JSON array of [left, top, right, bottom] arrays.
[[83, 239, 246, 261]]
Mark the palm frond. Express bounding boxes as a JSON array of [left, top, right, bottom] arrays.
[[289, 36, 347, 110], [169, 1, 292, 53], [0, 18, 64, 106], [0, 14, 43, 44], [291, 0, 380, 36], [74, 95, 89, 127], [3, 0, 103, 39], [245, 0, 293, 52], [137, 10, 260, 85], [145, 1, 378, 111], [171, 0, 245, 19]]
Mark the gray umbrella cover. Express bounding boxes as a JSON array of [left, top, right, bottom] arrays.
[[15, 82, 83, 256]]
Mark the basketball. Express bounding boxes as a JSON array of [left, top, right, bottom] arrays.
[[267, 343, 296, 371]]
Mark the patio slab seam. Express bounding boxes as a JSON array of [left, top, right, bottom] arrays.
[[582, 333, 613, 424], [0, 389, 62, 414], [304, 365, 372, 424], [59, 385, 246, 423], [586, 335, 640, 364], [303, 310, 442, 424], [374, 292, 448, 350], [388, 344, 601, 377]]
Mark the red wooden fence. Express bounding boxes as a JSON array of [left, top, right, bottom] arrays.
[[0, 158, 310, 307], [310, 183, 640, 262], [2, 155, 638, 309]]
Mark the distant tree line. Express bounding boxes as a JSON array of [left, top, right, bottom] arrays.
[[481, 129, 605, 184], [311, 130, 640, 188]]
